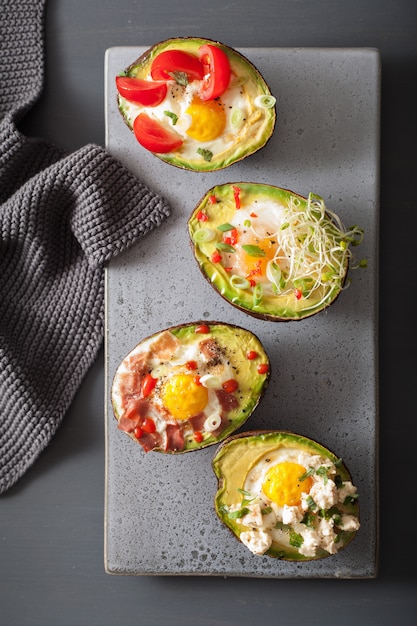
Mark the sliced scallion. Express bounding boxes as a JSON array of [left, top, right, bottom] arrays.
[[230, 275, 251, 290], [193, 228, 215, 243], [254, 94, 276, 109]]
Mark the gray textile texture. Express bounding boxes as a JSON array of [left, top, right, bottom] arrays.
[[0, 0, 171, 493]]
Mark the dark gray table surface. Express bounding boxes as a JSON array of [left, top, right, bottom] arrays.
[[1, 1, 416, 624]]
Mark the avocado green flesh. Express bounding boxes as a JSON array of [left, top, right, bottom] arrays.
[[111, 322, 270, 453], [117, 37, 276, 172], [189, 183, 349, 321], [212, 431, 359, 560]]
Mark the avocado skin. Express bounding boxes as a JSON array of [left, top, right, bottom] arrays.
[[117, 37, 276, 172], [212, 430, 360, 561], [189, 182, 349, 321]]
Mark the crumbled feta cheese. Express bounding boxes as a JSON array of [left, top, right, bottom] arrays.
[[240, 529, 272, 555], [337, 481, 357, 504], [339, 514, 360, 532], [239, 503, 264, 528], [282, 504, 303, 525], [309, 478, 338, 509], [298, 527, 320, 557]]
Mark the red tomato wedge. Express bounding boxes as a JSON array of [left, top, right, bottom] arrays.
[[199, 44, 231, 101], [150, 50, 204, 82], [133, 113, 183, 153], [116, 76, 167, 106]]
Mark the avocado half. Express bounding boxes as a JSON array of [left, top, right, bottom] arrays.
[[188, 183, 364, 321], [111, 322, 270, 453], [116, 37, 276, 171], [212, 431, 360, 561]]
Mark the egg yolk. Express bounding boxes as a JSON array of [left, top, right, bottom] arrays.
[[262, 462, 313, 507], [185, 97, 226, 142], [161, 373, 208, 420], [235, 234, 278, 281]]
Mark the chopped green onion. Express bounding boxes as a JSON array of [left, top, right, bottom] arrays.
[[243, 219, 251, 228], [254, 94, 276, 109], [228, 507, 251, 520], [253, 283, 263, 306], [231, 106, 244, 128], [193, 228, 215, 243], [289, 530, 304, 548], [230, 275, 251, 290]]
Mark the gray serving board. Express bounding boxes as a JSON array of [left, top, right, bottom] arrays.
[[104, 46, 379, 578]]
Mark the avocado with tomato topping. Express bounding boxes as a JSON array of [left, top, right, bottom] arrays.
[[116, 37, 276, 171], [111, 322, 270, 453], [188, 183, 365, 321], [212, 431, 360, 560]]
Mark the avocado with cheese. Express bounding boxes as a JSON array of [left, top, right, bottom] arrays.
[[116, 37, 276, 171], [212, 431, 360, 560], [188, 183, 364, 321]]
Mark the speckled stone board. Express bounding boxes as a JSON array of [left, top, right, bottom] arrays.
[[104, 47, 379, 577]]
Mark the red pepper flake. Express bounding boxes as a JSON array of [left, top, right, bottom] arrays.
[[223, 228, 238, 246], [222, 379, 239, 393], [232, 185, 241, 209], [294, 288, 302, 300], [247, 278, 256, 287], [211, 251, 222, 263], [257, 363, 270, 375], [194, 431, 204, 443], [197, 210, 208, 221], [208, 195, 217, 204], [194, 375, 202, 386], [195, 324, 210, 334], [250, 212, 258, 218], [246, 350, 258, 360], [225, 266, 233, 272], [186, 360, 198, 370]]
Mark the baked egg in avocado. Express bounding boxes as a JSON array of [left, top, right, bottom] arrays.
[[188, 183, 365, 321], [111, 322, 270, 453], [116, 37, 276, 171], [212, 431, 360, 560]]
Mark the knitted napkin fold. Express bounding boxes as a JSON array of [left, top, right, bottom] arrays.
[[0, 0, 171, 493]]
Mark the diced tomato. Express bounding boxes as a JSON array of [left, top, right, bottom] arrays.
[[142, 373, 157, 397], [211, 251, 222, 263], [116, 76, 167, 106], [196, 210, 208, 221], [142, 417, 156, 433], [195, 324, 210, 334], [222, 379, 238, 393], [133, 113, 183, 153], [199, 44, 231, 101], [186, 360, 198, 370], [150, 49, 204, 82]]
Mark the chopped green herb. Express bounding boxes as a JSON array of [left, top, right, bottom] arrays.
[[261, 506, 273, 516], [228, 506, 251, 520], [217, 223, 236, 232], [197, 148, 213, 162], [168, 70, 188, 86], [216, 242, 236, 253], [242, 244, 266, 257], [164, 110, 178, 125], [289, 530, 304, 548]]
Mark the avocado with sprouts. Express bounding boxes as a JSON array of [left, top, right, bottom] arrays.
[[116, 37, 276, 171], [212, 431, 360, 560], [188, 183, 365, 321]]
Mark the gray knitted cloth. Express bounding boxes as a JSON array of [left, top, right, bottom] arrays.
[[0, 0, 171, 493]]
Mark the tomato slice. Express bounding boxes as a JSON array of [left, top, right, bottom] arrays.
[[199, 44, 231, 101], [116, 76, 167, 106], [133, 113, 183, 153], [150, 50, 204, 83]]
